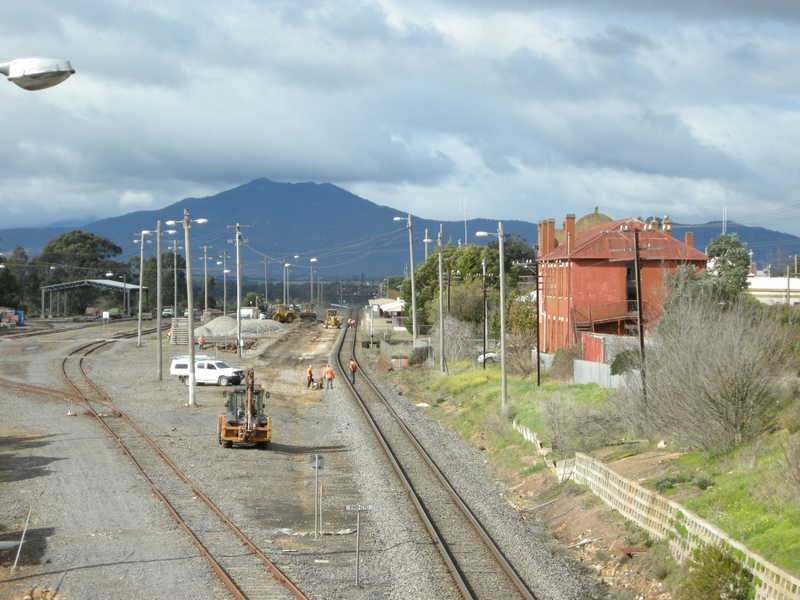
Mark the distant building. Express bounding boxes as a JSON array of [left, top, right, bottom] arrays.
[[537, 209, 707, 354]]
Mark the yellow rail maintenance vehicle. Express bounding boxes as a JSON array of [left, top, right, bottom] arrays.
[[218, 369, 271, 449], [272, 303, 297, 323], [325, 308, 341, 329]]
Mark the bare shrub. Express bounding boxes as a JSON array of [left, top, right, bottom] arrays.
[[506, 331, 537, 377], [778, 439, 800, 496], [541, 394, 622, 458], [615, 297, 793, 453], [550, 344, 580, 381], [429, 315, 475, 362]]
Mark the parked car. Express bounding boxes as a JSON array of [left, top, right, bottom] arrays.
[[162, 308, 174, 318], [169, 356, 244, 386], [477, 351, 499, 364]]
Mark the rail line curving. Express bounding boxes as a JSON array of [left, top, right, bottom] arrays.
[[6, 331, 307, 600]]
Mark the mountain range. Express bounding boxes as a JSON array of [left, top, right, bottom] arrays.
[[1, 178, 799, 279]]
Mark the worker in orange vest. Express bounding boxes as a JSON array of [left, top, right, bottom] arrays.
[[323, 363, 335, 389], [306, 365, 314, 389], [349, 358, 357, 384]]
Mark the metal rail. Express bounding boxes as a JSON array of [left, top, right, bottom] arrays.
[[47, 338, 307, 600], [335, 311, 537, 600]]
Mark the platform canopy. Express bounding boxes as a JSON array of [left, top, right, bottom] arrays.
[[40, 279, 147, 293]]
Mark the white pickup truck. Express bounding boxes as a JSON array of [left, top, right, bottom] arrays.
[[169, 355, 244, 386]]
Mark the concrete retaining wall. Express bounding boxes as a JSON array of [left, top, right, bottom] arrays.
[[573, 359, 626, 389]]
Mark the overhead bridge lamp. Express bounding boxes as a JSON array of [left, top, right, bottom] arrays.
[[0, 58, 75, 91]]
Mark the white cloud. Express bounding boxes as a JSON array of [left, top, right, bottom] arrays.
[[2, 0, 800, 235]]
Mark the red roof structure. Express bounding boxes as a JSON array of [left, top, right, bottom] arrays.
[[537, 212, 706, 354]]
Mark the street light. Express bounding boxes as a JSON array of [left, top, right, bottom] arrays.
[[393, 214, 419, 346], [199, 246, 213, 316], [134, 230, 153, 347], [106, 271, 128, 316], [227, 224, 248, 359], [0, 58, 74, 91], [282, 260, 290, 305], [169, 240, 183, 319], [309, 258, 317, 304], [476, 222, 507, 412], [167, 211, 208, 407], [423, 229, 434, 261], [155, 223, 177, 381]]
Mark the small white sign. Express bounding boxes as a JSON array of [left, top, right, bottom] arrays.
[[102, 311, 110, 320], [346, 504, 373, 511]]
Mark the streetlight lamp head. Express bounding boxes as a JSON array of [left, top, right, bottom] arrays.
[[393, 216, 404, 222], [141, 230, 151, 235], [475, 231, 489, 238], [310, 257, 317, 263], [0, 58, 75, 91], [195, 219, 208, 224], [105, 272, 113, 277], [166, 230, 177, 235], [166, 221, 178, 226]]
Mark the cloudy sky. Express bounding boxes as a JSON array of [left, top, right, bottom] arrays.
[[4, 0, 800, 236]]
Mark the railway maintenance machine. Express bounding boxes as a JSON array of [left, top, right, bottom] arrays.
[[218, 369, 271, 449]]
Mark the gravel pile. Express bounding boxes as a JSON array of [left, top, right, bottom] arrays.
[[195, 315, 285, 338]]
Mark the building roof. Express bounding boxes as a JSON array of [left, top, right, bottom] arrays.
[[540, 218, 707, 263]]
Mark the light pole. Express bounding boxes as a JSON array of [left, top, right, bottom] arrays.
[[423, 228, 434, 261], [217, 252, 230, 316], [200, 245, 212, 317], [476, 223, 507, 412], [169, 239, 183, 319], [167, 211, 207, 407], [134, 230, 152, 347], [227, 224, 248, 359], [0, 57, 74, 91], [155, 223, 177, 380], [482, 259, 487, 371], [262, 258, 268, 307], [394, 214, 418, 346], [282, 259, 294, 305], [309, 258, 317, 304]]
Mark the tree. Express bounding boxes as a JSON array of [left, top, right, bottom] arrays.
[[680, 544, 752, 600], [615, 295, 792, 454], [702, 233, 750, 302], [30, 230, 123, 315]]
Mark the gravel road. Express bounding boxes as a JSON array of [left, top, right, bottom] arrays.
[[0, 320, 605, 599]]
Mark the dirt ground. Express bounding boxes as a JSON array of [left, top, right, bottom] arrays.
[[508, 450, 683, 600]]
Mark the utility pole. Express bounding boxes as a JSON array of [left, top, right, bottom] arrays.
[[438, 225, 446, 376], [262, 257, 268, 306], [633, 229, 646, 403], [228, 224, 249, 359]]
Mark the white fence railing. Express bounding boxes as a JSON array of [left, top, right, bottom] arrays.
[[572, 452, 800, 600], [512, 420, 800, 599]]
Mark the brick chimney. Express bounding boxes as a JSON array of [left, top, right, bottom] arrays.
[[537, 220, 544, 255], [565, 214, 575, 253], [684, 231, 694, 247], [547, 219, 556, 255]]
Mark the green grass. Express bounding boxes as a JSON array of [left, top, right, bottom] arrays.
[[389, 360, 800, 577]]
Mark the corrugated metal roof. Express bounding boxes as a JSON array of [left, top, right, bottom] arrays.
[[540, 218, 706, 262]]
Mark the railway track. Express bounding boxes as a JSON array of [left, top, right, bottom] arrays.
[[5, 336, 308, 600], [335, 312, 537, 600]]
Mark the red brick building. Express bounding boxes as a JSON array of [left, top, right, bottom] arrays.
[[537, 209, 706, 354]]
